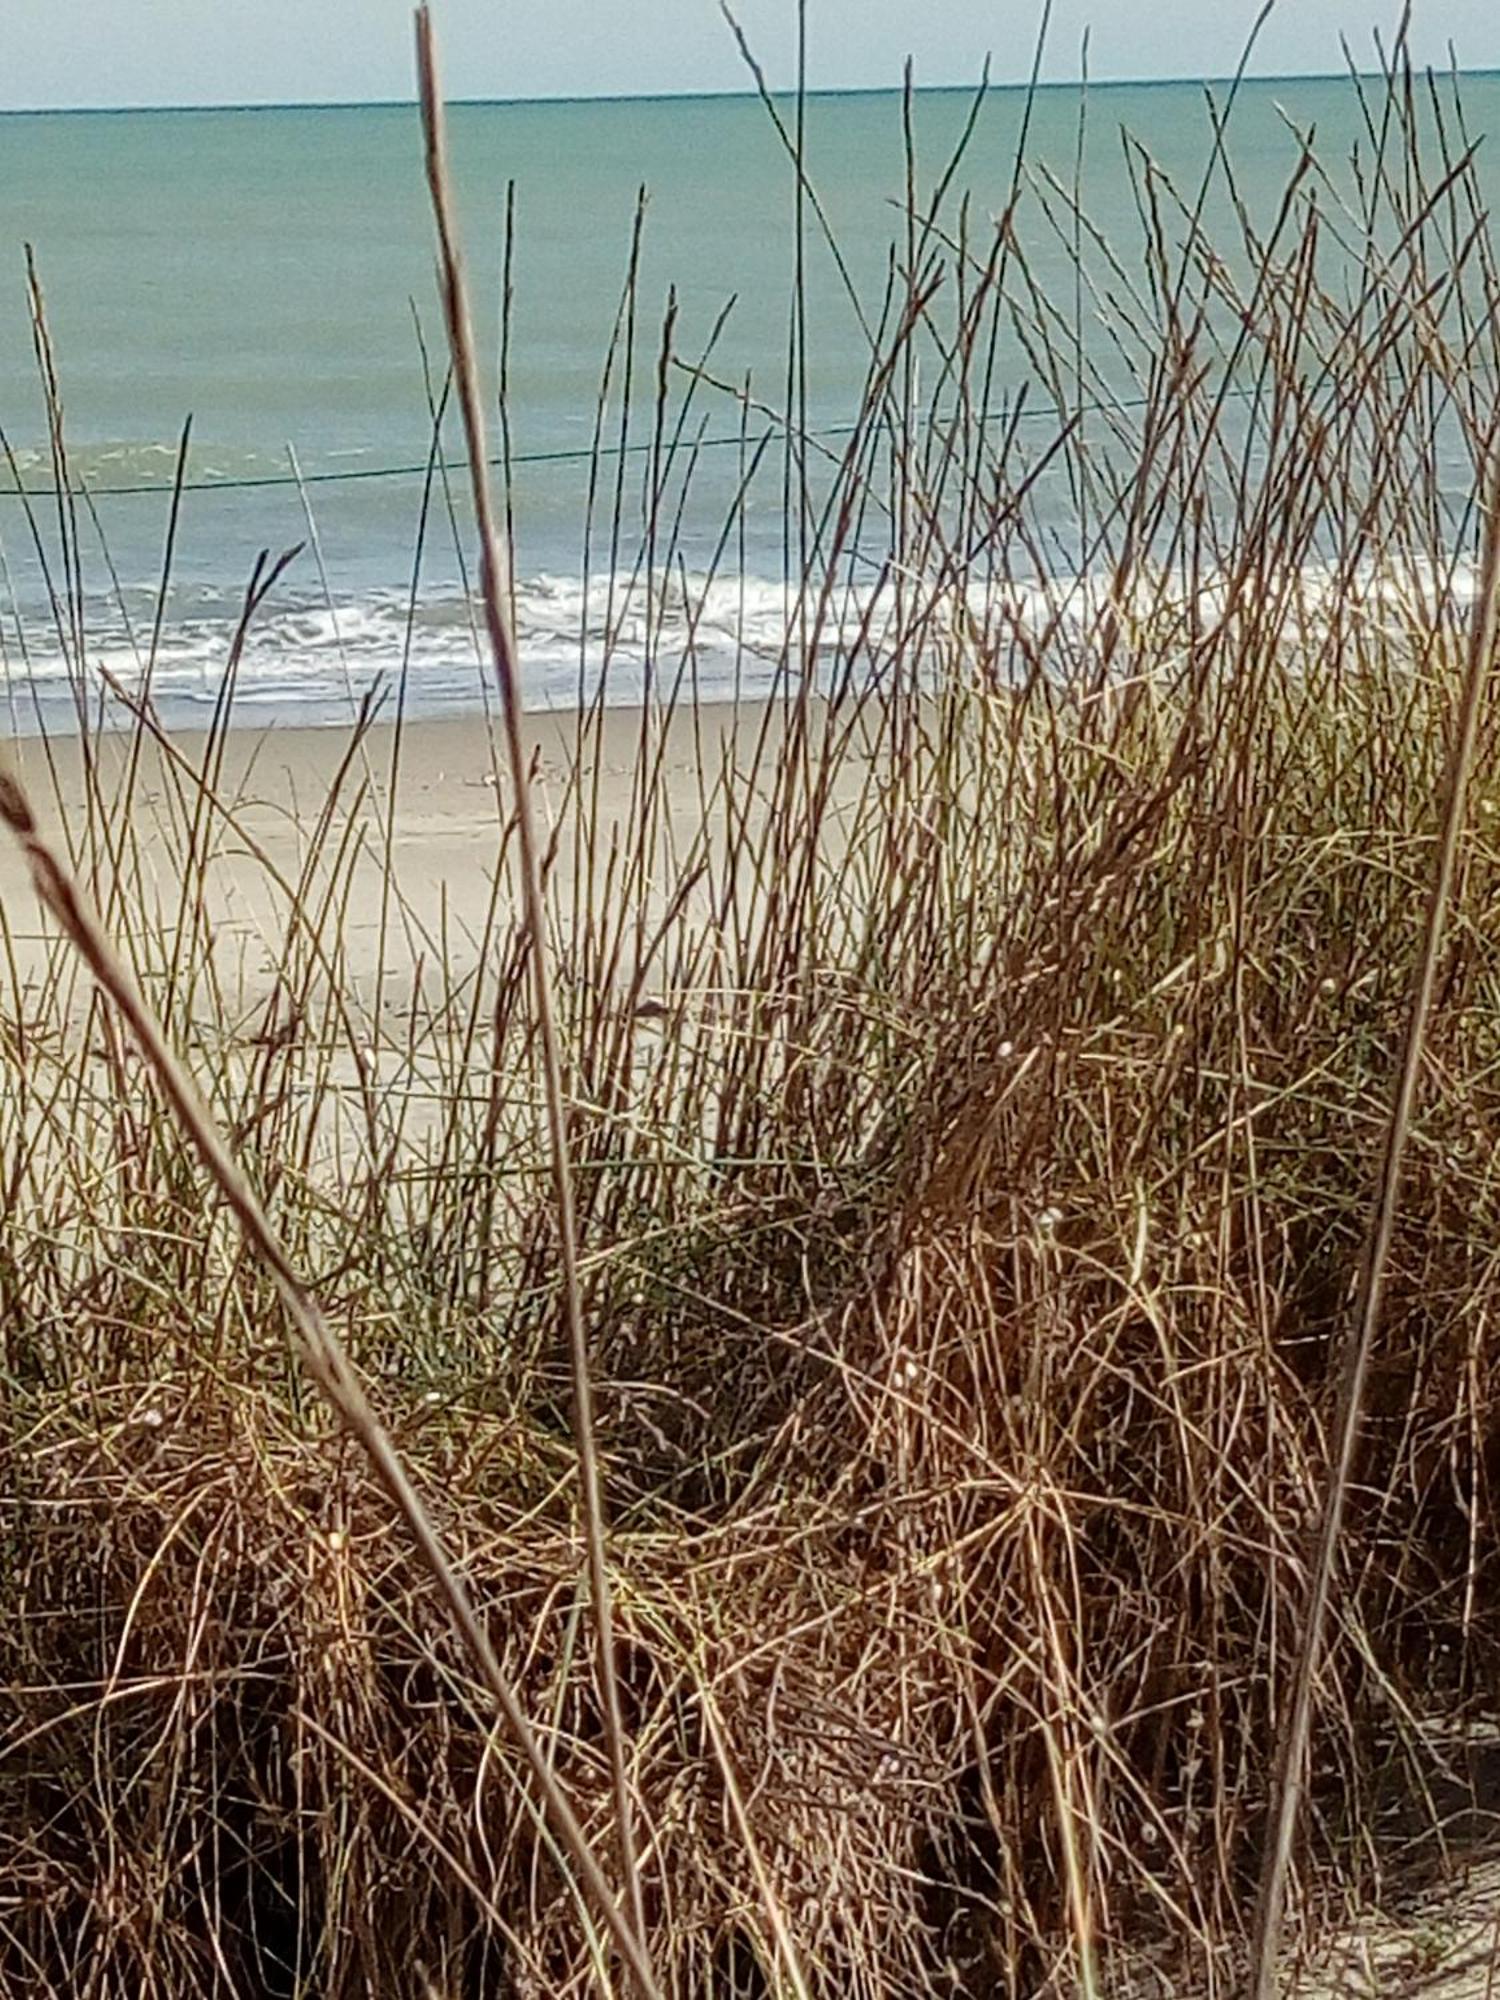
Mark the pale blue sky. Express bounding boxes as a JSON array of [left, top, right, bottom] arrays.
[[0, 1, 1495, 112]]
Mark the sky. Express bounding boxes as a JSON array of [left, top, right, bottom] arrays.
[[0, 1, 1495, 112]]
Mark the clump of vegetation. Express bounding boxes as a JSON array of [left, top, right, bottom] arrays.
[[4, 29, 1500, 1999]]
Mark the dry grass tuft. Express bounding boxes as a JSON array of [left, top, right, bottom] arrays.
[[5, 29, 1500, 2000]]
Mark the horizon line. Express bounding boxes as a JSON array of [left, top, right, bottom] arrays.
[[2, 64, 1498, 119]]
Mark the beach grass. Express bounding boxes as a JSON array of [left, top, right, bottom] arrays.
[[4, 23, 1500, 1999]]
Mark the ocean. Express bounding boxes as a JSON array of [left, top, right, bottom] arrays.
[[0, 74, 1495, 730]]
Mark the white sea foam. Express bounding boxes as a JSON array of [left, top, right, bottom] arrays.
[[0, 551, 1480, 735]]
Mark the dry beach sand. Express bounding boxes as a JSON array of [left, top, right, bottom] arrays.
[[0, 695, 872, 1024]]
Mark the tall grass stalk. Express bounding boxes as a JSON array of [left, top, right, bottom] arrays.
[[1248, 427, 1500, 2000], [415, 8, 651, 1980]]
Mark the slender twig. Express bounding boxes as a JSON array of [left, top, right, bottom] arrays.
[[413, 6, 653, 1984], [1247, 451, 1500, 1999]]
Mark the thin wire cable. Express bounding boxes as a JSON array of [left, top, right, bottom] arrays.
[[0, 385, 1266, 503]]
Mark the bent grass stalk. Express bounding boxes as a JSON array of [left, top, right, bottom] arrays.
[[0, 761, 663, 2000]]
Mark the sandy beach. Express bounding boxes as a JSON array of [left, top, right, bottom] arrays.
[[0, 696, 864, 1028]]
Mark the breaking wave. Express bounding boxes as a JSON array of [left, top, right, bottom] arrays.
[[0, 551, 1481, 735]]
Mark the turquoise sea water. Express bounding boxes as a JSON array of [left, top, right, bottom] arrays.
[[0, 75, 1495, 727]]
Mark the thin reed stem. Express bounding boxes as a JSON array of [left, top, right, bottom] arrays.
[[414, 6, 653, 1985], [1247, 453, 1500, 1999]]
